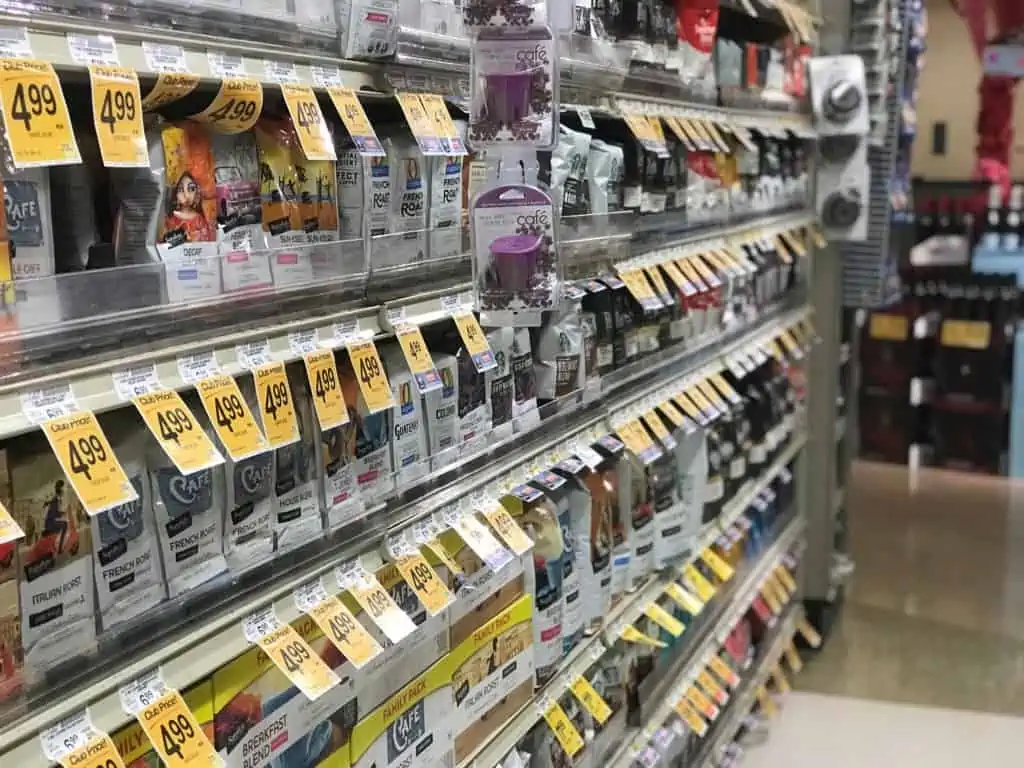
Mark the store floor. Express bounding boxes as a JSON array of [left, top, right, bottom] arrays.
[[744, 460, 1024, 766]]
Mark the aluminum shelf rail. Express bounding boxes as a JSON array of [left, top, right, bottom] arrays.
[[697, 605, 804, 767], [0, 304, 811, 767], [460, 433, 807, 768], [605, 516, 806, 768]]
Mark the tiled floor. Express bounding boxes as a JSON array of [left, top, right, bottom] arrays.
[[742, 461, 1024, 765]]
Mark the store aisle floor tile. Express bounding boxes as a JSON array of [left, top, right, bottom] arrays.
[[742, 692, 1024, 768], [799, 461, 1024, 714]]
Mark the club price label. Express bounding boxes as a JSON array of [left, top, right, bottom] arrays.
[[641, 410, 676, 450], [419, 92, 467, 155], [785, 640, 804, 673], [772, 664, 791, 694], [620, 624, 666, 648], [686, 685, 719, 720], [341, 569, 417, 644], [674, 698, 708, 736], [710, 374, 741, 405], [682, 564, 716, 602], [570, 676, 613, 724], [41, 411, 137, 516], [394, 551, 452, 616], [453, 313, 496, 372], [644, 266, 672, 302], [664, 583, 705, 615], [700, 549, 734, 582], [644, 603, 685, 637], [396, 92, 444, 155], [697, 669, 728, 706], [53, 733, 126, 768], [0, 58, 80, 168], [142, 72, 200, 111], [781, 230, 807, 256], [325, 87, 383, 155], [757, 685, 778, 717], [659, 399, 688, 428], [449, 512, 513, 572], [775, 565, 797, 594], [254, 362, 300, 449], [248, 618, 339, 701], [303, 350, 349, 430], [423, 537, 463, 576], [543, 701, 585, 757], [759, 583, 783, 614], [192, 78, 263, 134], [195, 375, 269, 460], [347, 339, 395, 414], [133, 690, 221, 768], [616, 419, 662, 464], [396, 325, 442, 393], [619, 269, 662, 312], [133, 390, 225, 475], [298, 587, 382, 669], [709, 654, 740, 689], [478, 503, 534, 555], [89, 65, 146, 167], [282, 84, 335, 162]]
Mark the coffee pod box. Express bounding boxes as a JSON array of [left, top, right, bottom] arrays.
[[350, 656, 455, 768], [450, 595, 535, 762]]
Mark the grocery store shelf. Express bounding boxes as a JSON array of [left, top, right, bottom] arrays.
[[605, 516, 806, 767], [462, 437, 808, 768], [0, 304, 810, 767], [697, 605, 804, 767]]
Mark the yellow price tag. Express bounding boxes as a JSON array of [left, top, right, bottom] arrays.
[[659, 399, 687, 428], [543, 701, 585, 757], [571, 676, 613, 724], [41, 411, 136, 516], [396, 324, 442, 393], [760, 583, 783, 615], [642, 410, 673, 445], [779, 330, 800, 355], [453, 313, 497, 372], [644, 266, 672, 299], [661, 260, 692, 294], [780, 230, 807, 256], [394, 551, 452, 616], [134, 690, 221, 768], [479, 503, 534, 555], [677, 259, 706, 291], [56, 734, 126, 768], [686, 685, 719, 720], [696, 380, 726, 411], [133, 390, 224, 475], [674, 699, 708, 736], [809, 224, 828, 248], [0, 500, 24, 546], [616, 419, 656, 458], [797, 617, 822, 648], [253, 621, 340, 700], [195, 375, 268, 460], [346, 339, 395, 414], [772, 664, 791, 694], [192, 77, 263, 134], [775, 565, 798, 594], [682, 564, 716, 602], [620, 269, 659, 308], [282, 83, 336, 161], [254, 362, 300, 449], [697, 669, 728, 706], [689, 119, 717, 150], [644, 603, 685, 637], [940, 319, 991, 350], [710, 373, 741, 405], [663, 115, 693, 147], [89, 65, 147, 167], [141, 72, 199, 110], [647, 114, 667, 144], [303, 350, 349, 430], [620, 624, 667, 648], [326, 86, 383, 155], [396, 91, 444, 154], [419, 92, 466, 154], [785, 641, 804, 674], [424, 537, 463, 577], [709, 654, 740, 689], [773, 234, 794, 265], [705, 120, 731, 153], [767, 339, 785, 361], [623, 113, 655, 142], [757, 685, 778, 717], [303, 594, 383, 669], [664, 583, 705, 615], [0, 58, 80, 168], [674, 393, 704, 422], [345, 571, 416, 644], [700, 549, 734, 582]]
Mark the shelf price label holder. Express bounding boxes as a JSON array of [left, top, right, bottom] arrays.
[[140, 41, 199, 110], [41, 711, 126, 768], [243, 607, 340, 701], [119, 671, 223, 768]]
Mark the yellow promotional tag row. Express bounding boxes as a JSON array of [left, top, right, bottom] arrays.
[[132, 390, 224, 475], [697, 669, 728, 706], [133, 690, 221, 768], [195, 374, 269, 460], [41, 411, 136, 516], [709, 654, 740, 689], [303, 593, 383, 669], [326, 86, 384, 155]]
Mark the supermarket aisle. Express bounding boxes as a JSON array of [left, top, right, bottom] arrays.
[[744, 461, 1024, 765]]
